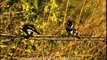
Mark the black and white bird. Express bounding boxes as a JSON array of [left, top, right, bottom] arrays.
[[22, 24, 40, 38], [65, 20, 80, 39]]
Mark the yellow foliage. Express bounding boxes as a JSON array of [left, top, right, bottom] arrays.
[[25, 49, 31, 53], [22, 39, 27, 45], [68, 41, 75, 47], [51, 13, 57, 22], [74, 51, 78, 55], [11, 45, 16, 49], [22, 3, 29, 11], [30, 40, 34, 45], [0, 0, 106, 59], [0, 45, 7, 48], [55, 51, 62, 57], [61, 30, 67, 35], [44, 6, 49, 13], [52, 0, 58, 8]]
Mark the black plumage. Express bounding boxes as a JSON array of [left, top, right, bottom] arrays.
[[22, 24, 40, 38], [65, 20, 80, 39]]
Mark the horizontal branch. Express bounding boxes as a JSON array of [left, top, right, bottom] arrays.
[[30, 38, 105, 41], [0, 34, 106, 41], [0, 34, 106, 38]]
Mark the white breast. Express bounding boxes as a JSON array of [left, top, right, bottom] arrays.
[[27, 29, 32, 34]]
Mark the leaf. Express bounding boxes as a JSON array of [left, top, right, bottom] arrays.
[[8, 53, 12, 56], [20, 22, 24, 25], [68, 41, 74, 47], [34, 0, 38, 10], [74, 51, 78, 55], [52, 13, 57, 22], [51, 0, 58, 8], [55, 51, 61, 57], [44, 6, 49, 13], [11, 45, 16, 49], [43, 22, 47, 28], [21, 0, 30, 11], [61, 30, 67, 35], [25, 49, 31, 53], [22, 39, 27, 45], [30, 40, 34, 45], [0, 45, 7, 48]]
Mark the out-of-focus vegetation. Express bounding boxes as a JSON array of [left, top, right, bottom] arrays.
[[0, 0, 106, 60]]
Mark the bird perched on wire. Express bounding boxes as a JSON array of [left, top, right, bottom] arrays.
[[22, 24, 40, 38], [65, 20, 80, 39]]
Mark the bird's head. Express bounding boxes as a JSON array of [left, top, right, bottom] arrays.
[[66, 20, 74, 28]]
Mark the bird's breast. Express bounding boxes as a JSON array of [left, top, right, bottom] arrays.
[[27, 29, 33, 34]]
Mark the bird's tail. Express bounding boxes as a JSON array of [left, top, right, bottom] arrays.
[[33, 30, 40, 34], [36, 31, 40, 34], [76, 35, 80, 39]]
